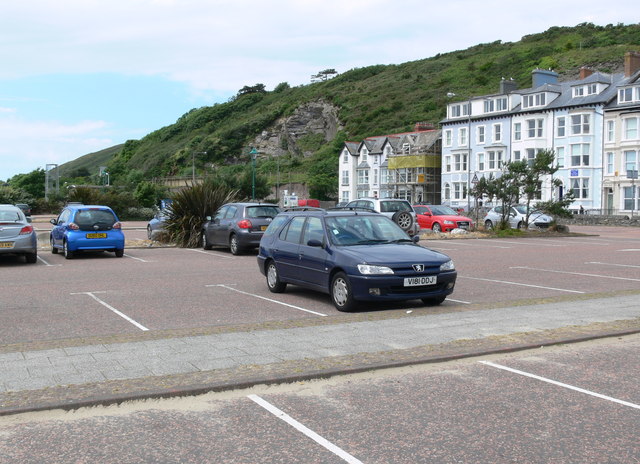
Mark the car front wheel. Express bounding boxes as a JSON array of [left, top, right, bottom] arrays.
[[484, 220, 493, 230], [202, 231, 212, 250], [229, 234, 241, 255], [421, 295, 446, 305], [432, 222, 442, 233], [266, 261, 286, 293], [331, 272, 356, 312]]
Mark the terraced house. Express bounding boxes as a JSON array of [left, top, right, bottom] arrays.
[[338, 123, 441, 204], [441, 51, 640, 214]]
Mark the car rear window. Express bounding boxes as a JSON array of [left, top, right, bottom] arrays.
[[380, 200, 412, 213], [74, 209, 117, 230], [0, 210, 21, 222], [246, 206, 280, 218]]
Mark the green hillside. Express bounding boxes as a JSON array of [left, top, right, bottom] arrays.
[[85, 23, 640, 197], [59, 144, 124, 178]]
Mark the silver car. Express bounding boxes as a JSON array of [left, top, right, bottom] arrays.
[[344, 198, 420, 236], [483, 205, 553, 230], [0, 204, 38, 263]]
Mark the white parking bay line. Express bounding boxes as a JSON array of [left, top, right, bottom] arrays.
[[207, 284, 328, 317], [71, 291, 149, 331], [511, 266, 640, 282], [587, 261, 640, 269], [36, 255, 60, 266], [459, 276, 584, 293], [480, 361, 640, 410], [187, 248, 235, 259], [248, 394, 364, 464], [123, 253, 151, 262]]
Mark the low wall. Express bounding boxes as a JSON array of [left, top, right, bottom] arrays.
[[561, 214, 640, 227]]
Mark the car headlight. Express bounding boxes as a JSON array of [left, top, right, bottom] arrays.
[[357, 264, 394, 275], [440, 260, 455, 271], [443, 220, 455, 225]]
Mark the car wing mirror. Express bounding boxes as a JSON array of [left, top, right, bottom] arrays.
[[307, 239, 323, 248], [50, 218, 58, 225]]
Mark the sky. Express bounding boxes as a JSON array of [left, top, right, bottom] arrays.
[[0, 0, 636, 181]]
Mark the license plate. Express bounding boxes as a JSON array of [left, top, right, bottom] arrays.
[[404, 275, 437, 287], [86, 233, 107, 239], [0, 242, 13, 248], [260, 225, 268, 231]]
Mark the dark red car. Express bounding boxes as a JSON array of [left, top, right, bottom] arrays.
[[413, 205, 474, 233]]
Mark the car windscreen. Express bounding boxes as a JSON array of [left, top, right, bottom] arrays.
[[430, 205, 458, 216], [246, 206, 280, 218], [326, 215, 409, 245]]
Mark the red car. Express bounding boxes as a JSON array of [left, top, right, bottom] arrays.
[[413, 205, 474, 233]]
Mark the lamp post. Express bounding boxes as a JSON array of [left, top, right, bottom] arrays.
[[447, 92, 472, 212], [192, 151, 207, 183], [250, 148, 258, 200]]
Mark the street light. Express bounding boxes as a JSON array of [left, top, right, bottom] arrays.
[[447, 92, 472, 213], [250, 148, 259, 200], [192, 151, 207, 183]]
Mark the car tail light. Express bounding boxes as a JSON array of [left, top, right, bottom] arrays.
[[237, 219, 252, 229], [68, 222, 79, 230], [112, 222, 122, 229], [19, 225, 34, 235]]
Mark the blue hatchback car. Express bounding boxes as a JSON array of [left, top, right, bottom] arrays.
[[50, 205, 125, 259], [257, 208, 457, 311]]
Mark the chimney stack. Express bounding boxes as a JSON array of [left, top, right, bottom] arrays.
[[579, 67, 594, 79], [532, 68, 559, 88], [414, 122, 434, 132], [624, 51, 640, 77], [499, 78, 518, 94]]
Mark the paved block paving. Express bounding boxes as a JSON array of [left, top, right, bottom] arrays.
[[1, 294, 639, 399]]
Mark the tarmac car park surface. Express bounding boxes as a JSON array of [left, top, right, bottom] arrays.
[[0, 222, 639, 345]]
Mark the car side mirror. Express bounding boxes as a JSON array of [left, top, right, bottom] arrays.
[[307, 239, 323, 248], [425, 212, 432, 217], [50, 218, 58, 225], [412, 235, 420, 243]]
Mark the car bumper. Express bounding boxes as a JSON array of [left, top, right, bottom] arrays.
[[236, 230, 266, 248], [348, 270, 457, 302], [66, 231, 125, 251], [0, 234, 37, 255]]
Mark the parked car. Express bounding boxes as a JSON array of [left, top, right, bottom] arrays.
[[147, 210, 168, 240], [50, 205, 125, 259], [257, 208, 456, 311], [14, 203, 32, 220], [413, 205, 474, 232], [202, 202, 280, 255], [0, 204, 38, 263], [344, 198, 420, 236], [483, 205, 553, 230]]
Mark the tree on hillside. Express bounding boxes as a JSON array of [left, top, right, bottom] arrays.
[[9, 168, 45, 199], [311, 69, 338, 83]]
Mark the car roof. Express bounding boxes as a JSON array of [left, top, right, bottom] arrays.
[[0, 204, 21, 211], [278, 207, 380, 218], [226, 202, 279, 207]]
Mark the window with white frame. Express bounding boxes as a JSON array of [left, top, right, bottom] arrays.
[[380, 168, 389, 184], [526, 118, 543, 138], [444, 155, 452, 173], [606, 152, 614, 175], [497, 97, 508, 111], [477, 153, 485, 171], [341, 191, 349, 202], [556, 146, 565, 168], [452, 182, 466, 200], [444, 183, 451, 200], [525, 148, 542, 166], [493, 124, 502, 142], [587, 83, 598, 95], [618, 86, 640, 103], [623, 186, 639, 210], [570, 114, 590, 135], [373, 169, 379, 185], [573, 86, 585, 97], [342, 150, 349, 163], [342, 170, 349, 186], [557, 117, 566, 137], [459, 127, 468, 146], [444, 129, 453, 147], [483, 100, 494, 113], [606, 120, 615, 142], [514, 122, 521, 141], [449, 103, 470, 118], [624, 150, 637, 173], [513, 150, 521, 161], [570, 143, 590, 167], [487, 150, 503, 170], [357, 170, 369, 185], [477, 126, 485, 144], [571, 177, 589, 199], [522, 93, 546, 109], [453, 153, 468, 172], [623, 117, 638, 140], [361, 151, 368, 163]]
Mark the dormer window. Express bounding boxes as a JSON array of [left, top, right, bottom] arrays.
[[522, 93, 546, 109], [572, 84, 599, 98], [483, 97, 508, 114], [619, 86, 640, 103], [449, 103, 470, 118]]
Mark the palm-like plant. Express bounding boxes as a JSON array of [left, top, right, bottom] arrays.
[[164, 180, 237, 247]]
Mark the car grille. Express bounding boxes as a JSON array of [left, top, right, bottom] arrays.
[[533, 222, 550, 228], [389, 282, 449, 295], [456, 221, 471, 229]]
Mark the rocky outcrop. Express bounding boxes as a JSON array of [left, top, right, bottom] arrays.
[[251, 100, 343, 158]]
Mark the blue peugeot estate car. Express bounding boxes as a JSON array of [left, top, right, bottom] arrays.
[[50, 204, 125, 259], [257, 208, 456, 311]]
